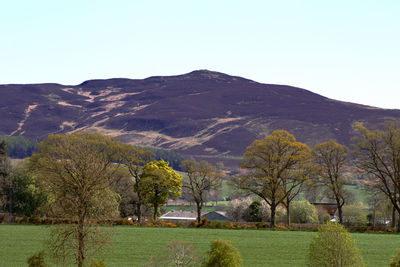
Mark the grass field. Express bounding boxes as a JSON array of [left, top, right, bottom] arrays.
[[0, 225, 399, 267]]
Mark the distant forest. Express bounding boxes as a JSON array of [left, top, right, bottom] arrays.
[[0, 135, 183, 170]]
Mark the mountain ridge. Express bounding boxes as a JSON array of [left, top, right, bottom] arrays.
[[1, 70, 399, 164]]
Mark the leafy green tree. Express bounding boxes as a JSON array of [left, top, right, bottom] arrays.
[[248, 200, 263, 222], [353, 123, 400, 231], [120, 144, 154, 224], [202, 239, 242, 267], [312, 140, 349, 224], [181, 159, 223, 223], [29, 132, 121, 267], [142, 146, 184, 171], [0, 140, 11, 213], [308, 222, 365, 267], [231, 130, 311, 228], [141, 160, 182, 220], [390, 249, 400, 267], [3, 163, 48, 217], [290, 200, 318, 224]]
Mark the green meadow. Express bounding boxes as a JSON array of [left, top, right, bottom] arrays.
[[0, 225, 399, 267]]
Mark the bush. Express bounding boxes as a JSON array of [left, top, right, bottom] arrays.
[[308, 222, 365, 267], [146, 240, 199, 267], [321, 213, 332, 224], [342, 205, 367, 226], [27, 251, 47, 267], [390, 249, 400, 267], [90, 259, 106, 267], [202, 239, 242, 267], [290, 200, 319, 224]]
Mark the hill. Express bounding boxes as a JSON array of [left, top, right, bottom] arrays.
[[1, 70, 399, 164]]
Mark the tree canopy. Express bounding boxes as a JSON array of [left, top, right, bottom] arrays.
[[353, 123, 400, 231], [312, 139, 349, 224], [30, 132, 122, 267], [231, 130, 311, 228], [141, 160, 182, 220], [181, 159, 223, 223]]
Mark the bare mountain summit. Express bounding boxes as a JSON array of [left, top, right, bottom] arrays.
[[1, 70, 399, 162]]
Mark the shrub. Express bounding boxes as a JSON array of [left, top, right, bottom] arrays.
[[321, 213, 332, 224], [308, 222, 365, 267], [390, 249, 400, 267], [27, 251, 47, 267], [202, 239, 242, 267], [342, 205, 367, 226], [248, 201, 263, 222], [90, 259, 106, 267], [290, 200, 319, 224], [146, 240, 199, 267]]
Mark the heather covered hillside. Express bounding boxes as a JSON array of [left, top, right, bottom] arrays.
[[1, 70, 400, 162]]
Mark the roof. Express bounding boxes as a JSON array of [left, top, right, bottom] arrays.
[[160, 211, 198, 221], [203, 211, 230, 221]]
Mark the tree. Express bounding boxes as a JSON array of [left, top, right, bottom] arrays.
[[141, 160, 182, 220], [2, 163, 48, 217], [180, 159, 223, 223], [353, 123, 400, 231], [0, 140, 11, 213], [231, 130, 311, 228], [290, 200, 318, 224], [312, 139, 349, 224], [146, 241, 200, 267], [120, 144, 154, 224], [29, 132, 121, 267], [308, 222, 365, 267], [226, 197, 253, 222], [342, 205, 367, 226], [202, 239, 242, 267]]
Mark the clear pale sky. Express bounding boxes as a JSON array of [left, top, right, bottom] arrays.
[[1, 0, 399, 109]]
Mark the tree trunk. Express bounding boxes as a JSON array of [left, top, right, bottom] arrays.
[[392, 205, 396, 229], [136, 201, 142, 225], [196, 201, 202, 223], [270, 203, 276, 228], [9, 175, 13, 216], [286, 201, 290, 226], [372, 203, 376, 228], [395, 205, 400, 233], [336, 198, 343, 224], [77, 219, 85, 267], [153, 203, 158, 220], [397, 216, 400, 233]]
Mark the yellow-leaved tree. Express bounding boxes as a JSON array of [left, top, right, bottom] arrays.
[[141, 160, 182, 220]]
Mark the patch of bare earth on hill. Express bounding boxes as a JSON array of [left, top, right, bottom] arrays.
[[59, 121, 77, 131], [10, 104, 38, 135], [57, 101, 83, 108], [74, 117, 244, 152], [90, 101, 126, 118]]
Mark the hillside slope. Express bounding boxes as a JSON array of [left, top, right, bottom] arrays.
[[1, 70, 399, 161]]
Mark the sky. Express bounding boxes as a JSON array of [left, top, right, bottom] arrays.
[[1, 0, 399, 109]]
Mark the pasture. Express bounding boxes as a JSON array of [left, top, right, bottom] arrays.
[[0, 225, 399, 266]]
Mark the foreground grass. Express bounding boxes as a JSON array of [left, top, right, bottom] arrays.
[[0, 225, 399, 267]]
